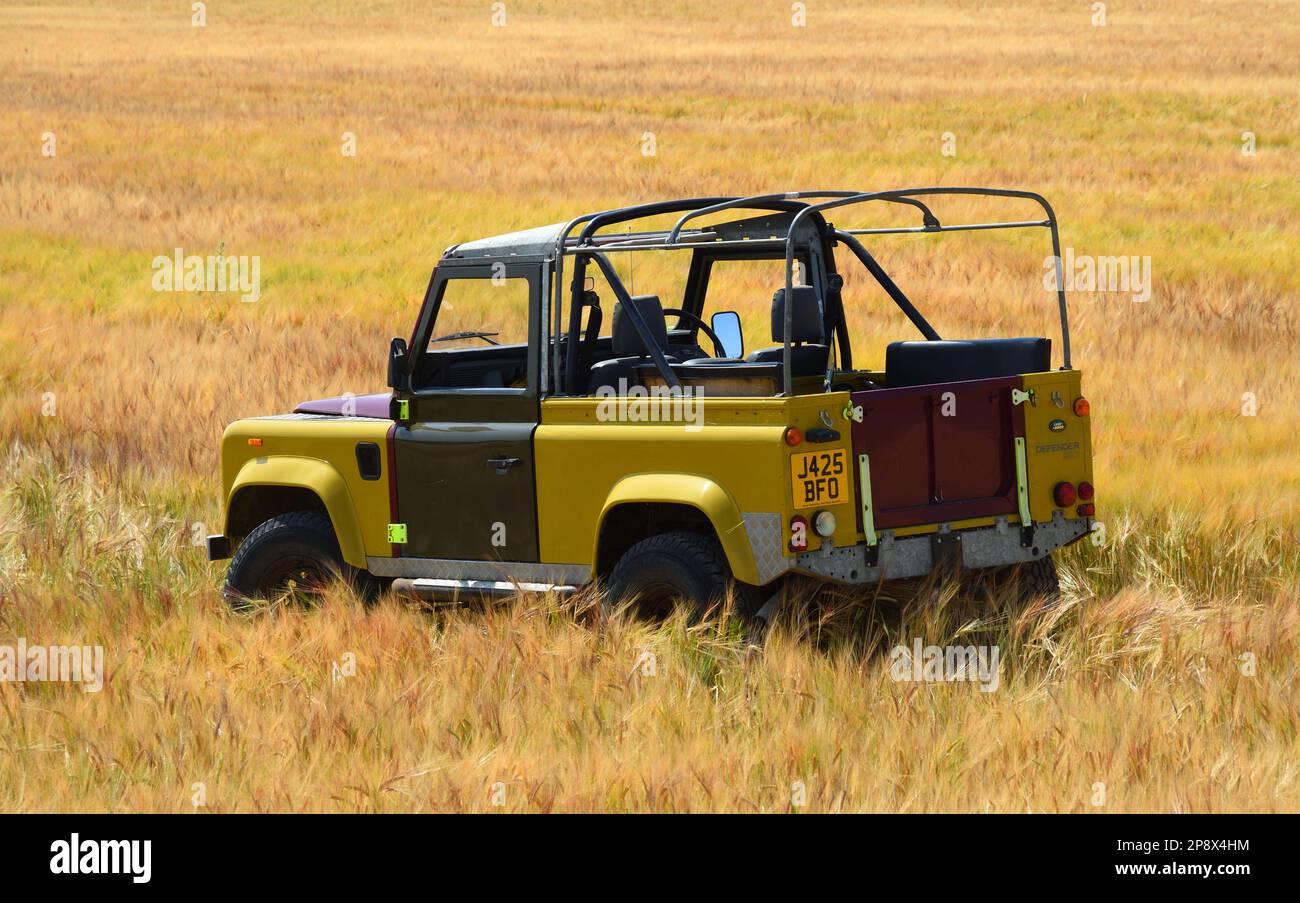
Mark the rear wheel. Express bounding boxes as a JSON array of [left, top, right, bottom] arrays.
[[604, 531, 762, 622], [998, 555, 1060, 604], [223, 510, 370, 610]]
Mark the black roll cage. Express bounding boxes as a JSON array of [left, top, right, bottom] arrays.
[[543, 187, 1070, 397]]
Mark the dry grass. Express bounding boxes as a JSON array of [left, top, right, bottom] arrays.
[[0, 0, 1297, 811]]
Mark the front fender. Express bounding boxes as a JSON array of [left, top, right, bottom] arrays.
[[227, 456, 368, 569], [595, 473, 760, 585]]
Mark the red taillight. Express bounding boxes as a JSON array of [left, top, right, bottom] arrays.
[[1053, 481, 1077, 508], [789, 515, 809, 551], [1077, 503, 1095, 517], [1073, 397, 1090, 417], [1077, 481, 1094, 501], [784, 426, 803, 447]]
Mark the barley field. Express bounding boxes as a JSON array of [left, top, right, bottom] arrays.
[[1, 1, 1297, 812]]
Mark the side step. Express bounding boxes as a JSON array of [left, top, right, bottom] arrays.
[[391, 577, 579, 602]]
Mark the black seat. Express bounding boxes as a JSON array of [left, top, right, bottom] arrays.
[[885, 337, 1051, 388], [745, 285, 829, 376], [573, 289, 603, 388], [586, 294, 676, 394]]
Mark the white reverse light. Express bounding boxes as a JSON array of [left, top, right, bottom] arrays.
[[813, 510, 837, 537]]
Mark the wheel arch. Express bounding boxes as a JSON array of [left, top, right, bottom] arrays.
[[225, 456, 368, 569], [593, 473, 759, 584]]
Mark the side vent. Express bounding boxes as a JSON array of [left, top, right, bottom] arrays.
[[355, 442, 382, 481]]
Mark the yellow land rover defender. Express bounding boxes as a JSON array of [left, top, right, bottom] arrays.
[[208, 188, 1095, 619]]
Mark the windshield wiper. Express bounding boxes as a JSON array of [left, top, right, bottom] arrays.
[[432, 331, 500, 346]]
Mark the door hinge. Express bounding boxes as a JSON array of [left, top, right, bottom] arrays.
[[397, 398, 410, 420], [1011, 388, 1035, 406], [843, 403, 863, 423], [387, 523, 408, 544]]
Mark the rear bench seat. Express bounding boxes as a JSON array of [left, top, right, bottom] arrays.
[[885, 338, 1051, 388]]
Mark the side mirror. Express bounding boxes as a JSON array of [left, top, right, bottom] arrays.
[[711, 310, 744, 360], [387, 337, 409, 391]]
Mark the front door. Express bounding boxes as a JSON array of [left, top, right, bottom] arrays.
[[394, 262, 541, 561]]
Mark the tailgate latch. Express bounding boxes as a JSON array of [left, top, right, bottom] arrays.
[[1011, 388, 1035, 406]]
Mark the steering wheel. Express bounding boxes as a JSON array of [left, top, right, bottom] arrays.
[[661, 308, 728, 358]]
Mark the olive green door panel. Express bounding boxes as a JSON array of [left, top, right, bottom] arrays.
[[394, 420, 539, 561]]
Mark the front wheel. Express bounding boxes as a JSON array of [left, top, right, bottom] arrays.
[[604, 531, 762, 622], [223, 510, 370, 610]]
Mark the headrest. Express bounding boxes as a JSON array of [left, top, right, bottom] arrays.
[[612, 294, 668, 356], [770, 286, 824, 344]]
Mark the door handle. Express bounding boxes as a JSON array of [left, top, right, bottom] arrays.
[[487, 456, 522, 470]]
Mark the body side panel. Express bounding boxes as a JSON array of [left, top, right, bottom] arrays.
[[533, 395, 860, 582]]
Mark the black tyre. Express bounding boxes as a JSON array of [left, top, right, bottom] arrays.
[[604, 531, 762, 621], [223, 510, 365, 610]]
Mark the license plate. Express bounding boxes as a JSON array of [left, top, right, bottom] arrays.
[[790, 449, 847, 509]]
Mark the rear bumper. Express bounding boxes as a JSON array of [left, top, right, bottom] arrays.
[[206, 534, 232, 561], [792, 512, 1089, 584]]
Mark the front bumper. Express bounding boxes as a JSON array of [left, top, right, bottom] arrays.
[[793, 512, 1090, 584]]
